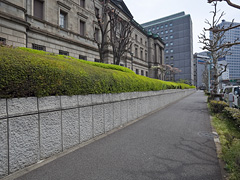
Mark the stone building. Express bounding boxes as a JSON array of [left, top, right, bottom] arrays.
[[0, 0, 165, 79]]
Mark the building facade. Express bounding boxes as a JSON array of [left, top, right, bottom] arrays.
[[215, 20, 240, 80], [142, 12, 194, 84], [0, 0, 165, 79], [193, 52, 210, 88]]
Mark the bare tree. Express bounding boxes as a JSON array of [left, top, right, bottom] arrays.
[[199, 2, 239, 95], [93, 0, 111, 63], [93, 0, 133, 65], [108, 8, 133, 65]]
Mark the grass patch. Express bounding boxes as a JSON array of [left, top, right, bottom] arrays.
[[211, 114, 240, 180]]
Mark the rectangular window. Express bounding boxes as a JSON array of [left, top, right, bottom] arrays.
[[136, 69, 139, 75], [59, 50, 69, 56], [80, 0, 85, 8], [79, 55, 87, 60], [146, 71, 148, 77], [80, 20, 85, 36], [135, 34, 137, 41], [141, 70, 144, 76], [140, 50, 143, 59], [34, 0, 44, 20], [60, 11, 67, 28], [0, 37, 6, 45], [94, 28, 99, 42], [32, 43, 46, 51], [135, 47, 138, 58], [145, 52, 148, 61]]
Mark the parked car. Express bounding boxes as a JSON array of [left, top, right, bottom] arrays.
[[223, 86, 240, 108]]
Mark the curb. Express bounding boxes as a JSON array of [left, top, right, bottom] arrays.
[[210, 116, 228, 180]]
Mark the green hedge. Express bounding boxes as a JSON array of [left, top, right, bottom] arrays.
[[223, 107, 240, 128], [209, 100, 229, 113], [0, 46, 195, 98]]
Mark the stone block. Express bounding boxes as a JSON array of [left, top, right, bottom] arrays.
[[92, 94, 103, 105], [131, 92, 139, 99], [61, 95, 78, 109], [2, 27, 13, 35], [137, 98, 143, 118], [104, 104, 114, 132], [78, 94, 92, 107], [80, 107, 93, 142], [132, 99, 138, 120], [113, 102, 121, 128], [0, 119, 8, 178], [62, 109, 80, 150], [93, 105, 104, 137], [128, 100, 135, 122], [103, 93, 113, 103], [121, 101, 128, 125], [38, 96, 61, 112], [112, 93, 121, 102], [120, 93, 127, 101], [0, 99, 7, 119], [7, 97, 38, 117], [40, 111, 62, 159], [9, 115, 39, 173]]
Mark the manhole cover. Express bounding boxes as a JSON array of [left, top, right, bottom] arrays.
[[197, 132, 218, 138]]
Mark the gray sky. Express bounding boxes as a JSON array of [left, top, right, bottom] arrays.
[[123, 0, 240, 53]]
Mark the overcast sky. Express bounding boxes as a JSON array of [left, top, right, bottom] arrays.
[[123, 0, 240, 53]]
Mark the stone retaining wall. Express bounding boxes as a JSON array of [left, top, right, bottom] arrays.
[[0, 89, 195, 178]]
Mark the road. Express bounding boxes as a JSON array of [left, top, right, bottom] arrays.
[[15, 91, 222, 180]]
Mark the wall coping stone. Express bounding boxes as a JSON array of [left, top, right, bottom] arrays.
[[7, 97, 38, 117]]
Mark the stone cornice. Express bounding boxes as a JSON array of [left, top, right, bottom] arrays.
[[57, 1, 71, 11], [0, 11, 30, 27], [0, 0, 27, 13]]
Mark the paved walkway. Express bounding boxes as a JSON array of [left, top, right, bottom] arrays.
[[15, 91, 222, 180]]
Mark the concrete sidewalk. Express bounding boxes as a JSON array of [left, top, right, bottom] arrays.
[[13, 91, 222, 180]]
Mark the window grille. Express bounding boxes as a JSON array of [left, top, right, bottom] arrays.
[[0, 37, 6, 45], [32, 43, 46, 51], [79, 55, 87, 60], [59, 50, 69, 56]]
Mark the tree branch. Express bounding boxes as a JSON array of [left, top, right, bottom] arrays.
[[208, 0, 240, 9]]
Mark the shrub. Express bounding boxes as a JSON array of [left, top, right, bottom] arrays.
[[209, 100, 229, 113], [223, 107, 240, 128], [0, 46, 195, 98]]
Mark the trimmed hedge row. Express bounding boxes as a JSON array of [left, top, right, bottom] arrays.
[[209, 100, 240, 129], [209, 100, 229, 113], [223, 107, 240, 129], [0, 46, 195, 98]]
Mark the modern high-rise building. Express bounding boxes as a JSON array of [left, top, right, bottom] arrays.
[[215, 20, 240, 80], [142, 12, 194, 84]]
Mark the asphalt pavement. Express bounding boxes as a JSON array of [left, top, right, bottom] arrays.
[[15, 90, 222, 180]]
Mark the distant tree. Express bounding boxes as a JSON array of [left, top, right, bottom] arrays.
[[152, 64, 181, 81], [199, 2, 239, 95]]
